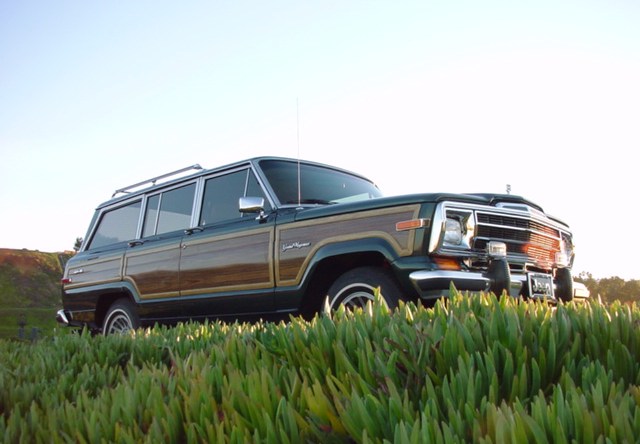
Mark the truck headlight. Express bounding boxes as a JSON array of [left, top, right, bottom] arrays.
[[444, 218, 463, 245], [429, 204, 475, 253], [557, 232, 574, 266]]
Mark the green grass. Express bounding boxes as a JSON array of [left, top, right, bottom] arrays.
[[0, 307, 59, 340], [1, 293, 639, 443]]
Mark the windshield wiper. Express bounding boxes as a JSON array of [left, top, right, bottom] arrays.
[[286, 199, 336, 205]]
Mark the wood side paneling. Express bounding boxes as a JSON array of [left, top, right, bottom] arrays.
[[64, 253, 123, 289], [276, 205, 420, 285], [180, 228, 274, 295], [124, 244, 181, 300]]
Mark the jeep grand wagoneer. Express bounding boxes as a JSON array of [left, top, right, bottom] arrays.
[[57, 157, 588, 334]]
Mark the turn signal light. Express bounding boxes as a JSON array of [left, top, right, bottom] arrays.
[[433, 257, 461, 270], [396, 218, 429, 231]]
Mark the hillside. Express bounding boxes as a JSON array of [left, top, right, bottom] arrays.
[[0, 248, 74, 338], [0, 248, 72, 307]]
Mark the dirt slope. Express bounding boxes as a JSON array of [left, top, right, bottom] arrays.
[[0, 248, 73, 308]]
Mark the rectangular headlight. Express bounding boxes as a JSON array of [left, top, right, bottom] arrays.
[[444, 219, 462, 245], [428, 204, 475, 253]]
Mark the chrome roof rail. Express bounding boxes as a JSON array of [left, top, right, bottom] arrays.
[[112, 164, 204, 197]]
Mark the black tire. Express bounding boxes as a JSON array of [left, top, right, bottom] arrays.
[[103, 299, 140, 335], [325, 266, 403, 313], [555, 268, 574, 302]]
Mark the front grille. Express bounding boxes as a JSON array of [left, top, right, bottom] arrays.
[[476, 213, 559, 237], [474, 211, 561, 268]]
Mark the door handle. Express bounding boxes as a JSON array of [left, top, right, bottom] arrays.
[[184, 227, 204, 235]]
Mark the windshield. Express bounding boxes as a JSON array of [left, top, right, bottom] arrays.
[[259, 160, 383, 206]]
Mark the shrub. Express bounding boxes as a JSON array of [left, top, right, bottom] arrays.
[[1, 292, 639, 443]]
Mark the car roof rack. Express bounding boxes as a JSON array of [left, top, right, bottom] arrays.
[[112, 164, 204, 197]]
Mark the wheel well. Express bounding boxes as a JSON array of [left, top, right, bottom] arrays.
[[95, 292, 134, 327], [299, 252, 390, 318]]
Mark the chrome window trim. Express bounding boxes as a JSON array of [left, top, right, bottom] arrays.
[[248, 163, 276, 209]]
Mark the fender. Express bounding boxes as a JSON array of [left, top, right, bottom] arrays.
[[279, 237, 401, 295], [308, 237, 400, 270]]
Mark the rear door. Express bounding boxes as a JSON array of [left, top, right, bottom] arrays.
[[123, 182, 196, 321]]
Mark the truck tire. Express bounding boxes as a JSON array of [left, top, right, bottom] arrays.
[[555, 268, 574, 302], [325, 266, 403, 313], [103, 299, 140, 335]]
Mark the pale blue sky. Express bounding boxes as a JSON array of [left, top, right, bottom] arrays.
[[1, 1, 639, 279]]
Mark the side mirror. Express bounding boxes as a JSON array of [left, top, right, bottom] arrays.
[[239, 197, 267, 221]]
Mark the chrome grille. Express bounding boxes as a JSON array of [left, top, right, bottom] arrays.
[[474, 211, 561, 267]]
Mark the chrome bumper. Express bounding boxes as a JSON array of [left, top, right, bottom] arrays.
[[409, 258, 512, 297], [572, 282, 591, 299], [409, 269, 492, 293], [409, 260, 587, 301], [56, 309, 70, 326]]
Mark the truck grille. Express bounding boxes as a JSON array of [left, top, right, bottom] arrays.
[[474, 212, 561, 268]]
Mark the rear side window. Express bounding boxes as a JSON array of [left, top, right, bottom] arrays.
[[88, 200, 142, 250], [143, 183, 196, 236]]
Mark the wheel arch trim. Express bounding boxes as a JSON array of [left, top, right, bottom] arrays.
[[279, 237, 401, 290]]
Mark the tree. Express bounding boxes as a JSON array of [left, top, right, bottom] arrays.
[[576, 272, 640, 304]]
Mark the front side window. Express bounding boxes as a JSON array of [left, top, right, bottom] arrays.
[[88, 200, 142, 249], [200, 169, 270, 226], [143, 183, 196, 236]]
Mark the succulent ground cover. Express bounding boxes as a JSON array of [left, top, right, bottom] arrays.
[[1, 292, 639, 443]]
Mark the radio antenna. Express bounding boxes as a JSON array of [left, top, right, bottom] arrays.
[[297, 97, 301, 207]]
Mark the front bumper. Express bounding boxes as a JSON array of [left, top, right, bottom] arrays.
[[409, 257, 511, 297], [409, 258, 588, 301]]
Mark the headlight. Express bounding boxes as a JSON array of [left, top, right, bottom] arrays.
[[444, 218, 463, 245], [557, 232, 574, 266], [429, 204, 475, 253]]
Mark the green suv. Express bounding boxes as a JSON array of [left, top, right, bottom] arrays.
[[57, 157, 588, 334]]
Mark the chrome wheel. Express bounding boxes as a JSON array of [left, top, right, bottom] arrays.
[[103, 299, 139, 335], [325, 266, 402, 313], [328, 283, 378, 311]]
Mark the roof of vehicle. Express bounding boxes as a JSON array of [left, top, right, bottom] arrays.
[[96, 156, 372, 209]]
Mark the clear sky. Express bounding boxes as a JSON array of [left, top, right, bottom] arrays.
[[1, 1, 639, 279]]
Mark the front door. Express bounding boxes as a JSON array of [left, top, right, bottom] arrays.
[[179, 167, 275, 319]]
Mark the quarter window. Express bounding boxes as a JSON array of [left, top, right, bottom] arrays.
[[88, 200, 142, 249], [142, 195, 160, 238]]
